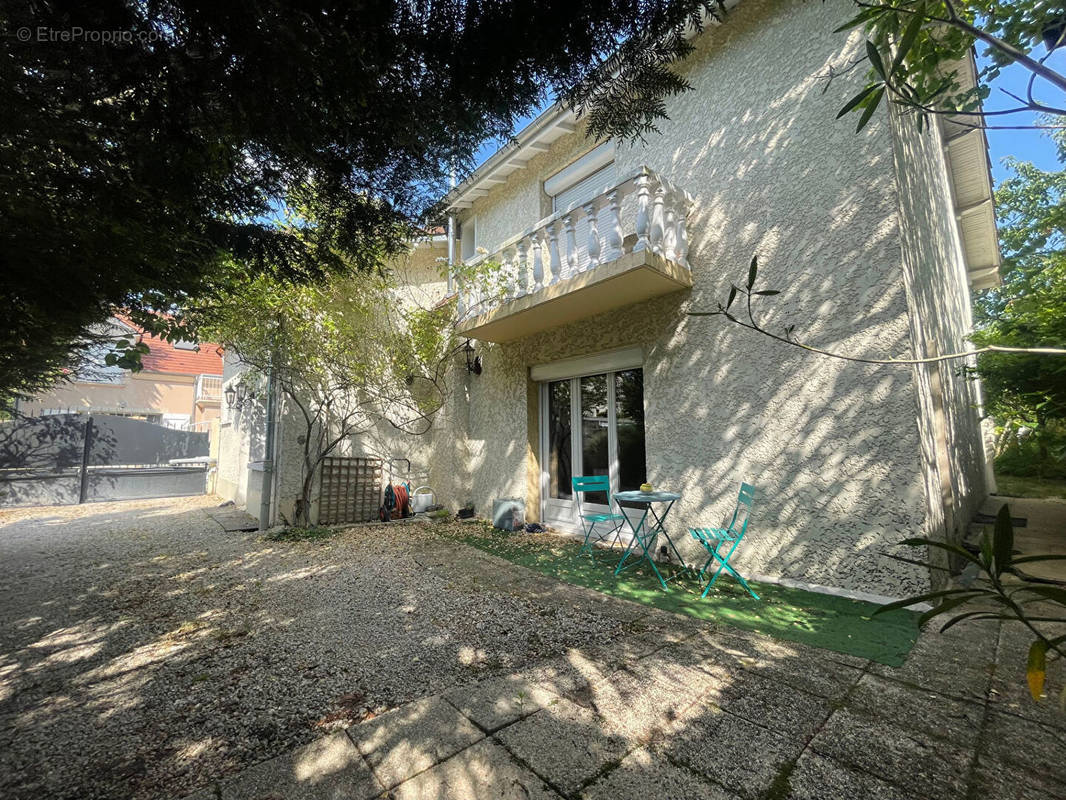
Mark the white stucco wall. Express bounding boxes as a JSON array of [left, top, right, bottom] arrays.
[[445, 0, 960, 596], [888, 104, 990, 571], [216, 0, 989, 597]]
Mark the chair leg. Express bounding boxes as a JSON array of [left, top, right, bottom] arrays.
[[704, 546, 759, 600], [576, 521, 596, 558]]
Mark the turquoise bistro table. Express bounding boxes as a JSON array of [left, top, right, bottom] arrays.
[[612, 490, 687, 590]]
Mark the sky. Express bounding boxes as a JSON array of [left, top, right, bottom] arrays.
[[469, 48, 1066, 192], [981, 48, 1066, 183]]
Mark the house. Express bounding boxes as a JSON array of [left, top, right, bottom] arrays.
[[20, 315, 225, 430], [218, 0, 1000, 599]]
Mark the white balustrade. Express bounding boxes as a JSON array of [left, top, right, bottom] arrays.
[[564, 214, 577, 277], [457, 166, 692, 319], [584, 200, 601, 268], [531, 234, 544, 291]]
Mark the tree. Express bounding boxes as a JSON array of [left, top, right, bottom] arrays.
[[835, 0, 1066, 132], [1, 0, 723, 400], [972, 128, 1066, 471], [196, 266, 455, 528]]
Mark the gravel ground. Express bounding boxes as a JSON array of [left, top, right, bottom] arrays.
[[0, 497, 647, 800]]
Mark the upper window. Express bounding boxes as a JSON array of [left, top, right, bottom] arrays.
[[545, 142, 616, 214], [460, 216, 477, 262]]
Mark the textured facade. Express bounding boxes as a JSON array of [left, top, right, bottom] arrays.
[[218, 0, 991, 598]]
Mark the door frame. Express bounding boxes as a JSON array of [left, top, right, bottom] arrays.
[[538, 366, 643, 533]]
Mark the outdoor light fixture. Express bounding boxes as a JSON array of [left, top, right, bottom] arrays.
[[463, 339, 482, 375], [224, 384, 237, 407], [236, 384, 248, 403]]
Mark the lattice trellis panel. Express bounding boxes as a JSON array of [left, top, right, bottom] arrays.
[[318, 457, 383, 525]]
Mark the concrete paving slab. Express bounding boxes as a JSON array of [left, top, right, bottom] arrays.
[[580, 747, 738, 800], [658, 707, 806, 798], [981, 709, 1066, 785], [713, 671, 834, 739], [626, 641, 734, 699], [989, 624, 1066, 731], [785, 751, 927, 800], [350, 695, 484, 790], [586, 666, 699, 742], [684, 629, 865, 701], [217, 731, 382, 800], [493, 696, 631, 796], [809, 709, 971, 798], [444, 675, 562, 732], [868, 621, 999, 703], [513, 654, 601, 703], [969, 754, 1066, 800], [390, 738, 562, 800], [846, 673, 984, 747]]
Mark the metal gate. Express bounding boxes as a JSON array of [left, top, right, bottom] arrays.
[[318, 457, 383, 524]]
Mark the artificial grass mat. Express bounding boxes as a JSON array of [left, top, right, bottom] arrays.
[[449, 524, 920, 667]]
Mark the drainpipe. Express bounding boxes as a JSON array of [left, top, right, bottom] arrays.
[[258, 367, 277, 530], [447, 166, 457, 295], [447, 212, 457, 295]]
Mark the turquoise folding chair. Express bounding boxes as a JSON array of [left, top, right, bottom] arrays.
[[572, 475, 626, 558], [689, 483, 759, 600]]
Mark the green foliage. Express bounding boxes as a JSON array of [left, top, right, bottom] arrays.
[[995, 474, 1066, 498], [994, 424, 1066, 479], [876, 504, 1066, 704], [196, 233, 456, 527], [835, 0, 1065, 130], [974, 126, 1066, 477], [1, 0, 720, 399]]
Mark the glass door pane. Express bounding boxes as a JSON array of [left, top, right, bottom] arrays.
[[580, 374, 609, 505], [615, 369, 646, 492], [547, 379, 572, 499]]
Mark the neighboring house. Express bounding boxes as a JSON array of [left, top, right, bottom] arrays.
[[219, 0, 1000, 599], [20, 316, 224, 430]]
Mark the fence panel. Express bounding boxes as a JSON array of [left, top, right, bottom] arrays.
[[318, 457, 383, 525], [0, 413, 210, 508]]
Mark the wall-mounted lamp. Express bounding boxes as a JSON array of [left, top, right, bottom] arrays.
[[463, 340, 482, 375], [224, 384, 237, 407], [236, 384, 248, 403]]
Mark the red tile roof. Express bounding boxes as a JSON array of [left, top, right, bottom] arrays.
[[114, 315, 224, 376]]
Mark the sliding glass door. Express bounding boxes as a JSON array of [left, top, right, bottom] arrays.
[[541, 368, 646, 531]]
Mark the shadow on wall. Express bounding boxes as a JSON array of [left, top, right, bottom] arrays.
[[434, 0, 984, 598]]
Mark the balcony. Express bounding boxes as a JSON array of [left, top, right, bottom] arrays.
[[456, 166, 693, 343], [195, 374, 223, 404]]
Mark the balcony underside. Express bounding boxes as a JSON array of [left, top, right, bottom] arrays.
[[457, 250, 692, 343]]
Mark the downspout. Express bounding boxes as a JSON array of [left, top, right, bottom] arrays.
[[447, 166, 457, 295], [258, 366, 277, 530], [447, 212, 457, 295]]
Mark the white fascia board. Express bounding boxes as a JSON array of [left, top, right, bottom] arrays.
[[443, 0, 744, 213], [444, 104, 578, 210], [940, 53, 1003, 288]]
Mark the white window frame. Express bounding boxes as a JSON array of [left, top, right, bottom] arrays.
[[460, 215, 478, 263], [537, 349, 645, 534], [544, 142, 616, 200]]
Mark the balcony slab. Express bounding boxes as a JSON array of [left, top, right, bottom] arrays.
[[457, 250, 692, 343]]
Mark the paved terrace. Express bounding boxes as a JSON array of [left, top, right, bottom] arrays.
[[0, 497, 1062, 799]]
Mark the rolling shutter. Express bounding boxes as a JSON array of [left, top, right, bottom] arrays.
[[551, 162, 615, 274]]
